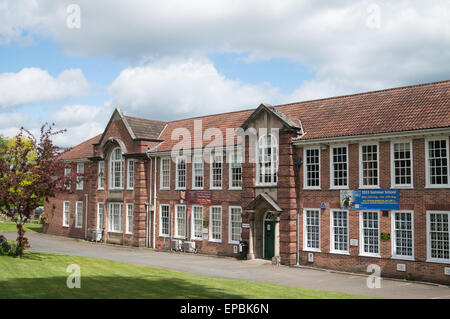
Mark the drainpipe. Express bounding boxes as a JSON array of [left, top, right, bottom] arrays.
[[294, 149, 303, 266], [85, 193, 88, 240], [153, 156, 157, 248]]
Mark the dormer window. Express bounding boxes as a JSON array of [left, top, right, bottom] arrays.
[[110, 147, 124, 189], [257, 134, 278, 185]]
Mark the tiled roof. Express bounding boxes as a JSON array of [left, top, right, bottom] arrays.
[[280, 80, 450, 141], [59, 134, 101, 160], [61, 80, 450, 159], [124, 116, 167, 140]]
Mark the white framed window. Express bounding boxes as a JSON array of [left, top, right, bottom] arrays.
[[192, 155, 204, 189], [175, 205, 187, 238], [108, 202, 123, 233], [98, 161, 105, 190], [63, 201, 70, 227], [64, 167, 71, 190], [229, 206, 242, 244], [97, 202, 105, 230], [229, 152, 243, 189], [257, 134, 278, 185], [425, 138, 450, 188], [330, 209, 349, 254], [391, 211, 414, 260], [110, 147, 124, 189], [160, 157, 170, 190], [359, 143, 379, 188], [175, 156, 186, 189], [304, 148, 320, 189], [126, 204, 133, 234], [159, 204, 170, 237], [209, 206, 222, 242], [391, 140, 413, 188], [210, 152, 223, 189], [192, 205, 203, 240], [330, 146, 348, 189], [426, 211, 450, 264], [75, 201, 83, 228], [359, 211, 380, 257], [76, 163, 84, 190], [127, 160, 135, 190], [303, 209, 320, 251]]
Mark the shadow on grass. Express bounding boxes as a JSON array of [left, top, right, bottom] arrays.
[[0, 276, 247, 299]]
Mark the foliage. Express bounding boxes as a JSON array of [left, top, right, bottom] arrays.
[[39, 212, 49, 225], [0, 124, 76, 257], [0, 236, 18, 257]]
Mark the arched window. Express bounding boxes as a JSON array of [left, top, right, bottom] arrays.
[[257, 134, 278, 185], [110, 147, 124, 189]]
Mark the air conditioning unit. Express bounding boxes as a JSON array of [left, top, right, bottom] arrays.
[[171, 239, 182, 251], [91, 229, 103, 242], [183, 241, 196, 253]]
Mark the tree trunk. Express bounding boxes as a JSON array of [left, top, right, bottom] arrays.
[[16, 222, 28, 258]]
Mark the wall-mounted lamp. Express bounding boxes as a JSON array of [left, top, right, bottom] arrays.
[[295, 157, 303, 167]]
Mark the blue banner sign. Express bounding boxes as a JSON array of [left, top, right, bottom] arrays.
[[340, 190, 399, 210]]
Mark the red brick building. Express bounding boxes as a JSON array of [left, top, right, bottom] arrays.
[[45, 80, 450, 284]]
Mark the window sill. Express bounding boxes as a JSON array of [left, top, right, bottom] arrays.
[[254, 184, 277, 188], [125, 232, 133, 235], [329, 187, 349, 190], [228, 241, 240, 245], [174, 236, 186, 240], [358, 186, 380, 190], [329, 250, 350, 256], [426, 258, 450, 264], [191, 237, 203, 241], [159, 234, 170, 238], [75, 226, 82, 229], [192, 187, 204, 190], [62, 225, 69, 228], [425, 185, 450, 189], [108, 231, 123, 234], [359, 253, 381, 258], [126, 188, 134, 191], [229, 187, 242, 190], [175, 188, 186, 190], [210, 187, 223, 190], [209, 239, 222, 243], [303, 187, 321, 190], [303, 248, 321, 253], [391, 186, 413, 189], [391, 256, 415, 261]]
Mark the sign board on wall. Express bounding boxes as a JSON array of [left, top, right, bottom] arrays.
[[340, 189, 399, 210], [186, 190, 212, 205]]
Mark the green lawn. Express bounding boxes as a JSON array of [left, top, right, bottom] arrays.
[[0, 222, 43, 233], [0, 251, 368, 299]]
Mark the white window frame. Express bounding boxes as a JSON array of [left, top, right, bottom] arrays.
[[97, 202, 105, 230], [359, 210, 381, 257], [330, 209, 349, 254], [390, 140, 413, 188], [98, 161, 105, 190], [126, 203, 133, 234], [64, 167, 71, 190], [256, 134, 278, 186], [76, 163, 84, 190], [330, 145, 349, 189], [426, 210, 450, 264], [209, 206, 222, 243], [359, 142, 380, 189], [228, 206, 242, 244], [160, 157, 171, 190], [192, 155, 204, 190], [62, 201, 70, 227], [175, 156, 187, 190], [109, 147, 124, 190], [229, 151, 243, 190], [425, 137, 450, 188], [303, 147, 321, 190], [108, 202, 123, 233], [391, 210, 414, 261], [174, 205, 187, 239], [210, 152, 223, 190], [191, 205, 203, 241], [159, 204, 170, 237], [127, 159, 135, 190], [75, 201, 83, 228], [303, 208, 321, 252]]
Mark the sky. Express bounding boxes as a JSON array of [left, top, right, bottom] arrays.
[[0, 0, 449, 147]]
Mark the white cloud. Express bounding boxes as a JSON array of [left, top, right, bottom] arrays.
[[0, 68, 90, 109], [109, 58, 280, 120]]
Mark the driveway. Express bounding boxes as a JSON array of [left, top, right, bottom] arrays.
[[2, 232, 450, 299]]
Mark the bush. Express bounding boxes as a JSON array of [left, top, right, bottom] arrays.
[[0, 235, 19, 257], [39, 212, 49, 225]]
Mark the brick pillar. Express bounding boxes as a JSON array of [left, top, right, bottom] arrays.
[[134, 159, 148, 247], [277, 132, 298, 265], [241, 135, 256, 246]]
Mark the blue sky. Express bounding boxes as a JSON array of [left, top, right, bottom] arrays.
[[0, 1, 449, 147]]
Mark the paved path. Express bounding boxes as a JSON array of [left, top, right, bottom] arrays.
[[2, 232, 450, 299]]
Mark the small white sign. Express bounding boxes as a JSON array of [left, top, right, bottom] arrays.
[[396, 264, 406, 272], [203, 234, 208, 240], [242, 223, 250, 228], [308, 252, 314, 262], [202, 228, 208, 234], [233, 246, 238, 254], [350, 239, 358, 246], [445, 267, 450, 276]]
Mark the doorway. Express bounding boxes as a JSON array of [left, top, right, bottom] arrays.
[[263, 213, 275, 259]]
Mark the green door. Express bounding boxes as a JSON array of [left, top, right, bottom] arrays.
[[264, 220, 275, 259]]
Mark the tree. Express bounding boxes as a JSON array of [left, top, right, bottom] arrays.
[[0, 124, 75, 258]]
